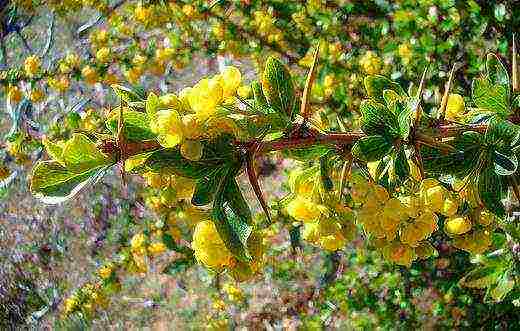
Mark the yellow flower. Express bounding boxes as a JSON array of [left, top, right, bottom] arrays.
[[130, 233, 146, 252], [319, 233, 346, 251], [237, 85, 251, 99], [97, 264, 113, 279], [63, 296, 78, 315], [155, 48, 174, 63], [7, 85, 22, 103], [24, 55, 40, 77], [134, 5, 151, 23], [286, 196, 328, 222], [148, 242, 167, 256], [444, 217, 472, 235], [188, 77, 223, 120], [29, 88, 45, 103], [192, 220, 234, 269], [82, 66, 98, 85], [359, 51, 382, 75], [478, 210, 494, 226], [383, 242, 415, 267], [173, 176, 196, 200], [150, 109, 184, 148], [132, 54, 147, 67], [96, 47, 111, 64], [398, 44, 412, 61], [0, 165, 10, 181], [441, 197, 459, 217], [445, 94, 465, 120], [220, 66, 242, 99], [65, 52, 80, 68], [223, 283, 244, 302]]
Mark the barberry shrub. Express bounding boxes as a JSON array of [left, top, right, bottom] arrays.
[[28, 39, 520, 317]]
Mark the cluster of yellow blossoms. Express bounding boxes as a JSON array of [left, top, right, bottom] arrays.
[[351, 173, 496, 266], [148, 66, 244, 160], [359, 51, 382, 75], [286, 167, 356, 251], [63, 283, 109, 317]]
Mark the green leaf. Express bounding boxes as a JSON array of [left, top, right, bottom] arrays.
[[320, 154, 334, 191], [111, 84, 146, 103], [493, 150, 518, 176], [212, 172, 253, 263], [486, 53, 510, 89], [144, 148, 215, 179], [382, 89, 402, 107], [485, 119, 520, 146], [161, 233, 194, 255], [60, 134, 113, 172], [397, 104, 413, 139], [489, 272, 515, 302], [364, 75, 406, 103], [472, 77, 509, 115], [106, 110, 156, 142], [359, 99, 400, 137], [261, 56, 296, 119], [191, 169, 223, 206], [478, 166, 506, 217], [30, 161, 109, 204], [422, 131, 482, 176], [460, 266, 499, 288], [352, 135, 394, 162], [393, 147, 410, 183], [251, 80, 269, 109], [145, 92, 160, 119], [163, 258, 195, 275], [283, 145, 332, 161]]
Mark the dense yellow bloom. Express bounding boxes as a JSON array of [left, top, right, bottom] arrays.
[[445, 93, 465, 120], [155, 48, 174, 63], [134, 5, 151, 23], [0, 165, 10, 181], [192, 220, 234, 269], [130, 233, 146, 252], [29, 88, 45, 103], [453, 229, 491, 254], [478, 210, 494, 226], [82, 66, 98, 85], [63, 296, 79, 315], [173, 176, 196, 200], [96, 47, 111, 63], [65, 52, 80, 68], [7, 85, 22, 103], [319, 233, 347, 251], [97, 264, 113, 279], [48, 76, 70, 93], [223, 283, 244, 302], [24, 55, 40, 77], [148, 242, 167, 256], [359, 51, 382, 75], [150, 109, 184, 148], [188, 77, 224, 120], [444, 217, 472, 235], [383, 242, 415, 267], [286, 196, 328, 222], [220, 66, 242, 99]]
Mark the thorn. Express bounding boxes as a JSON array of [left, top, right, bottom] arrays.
[[513, 33, 519, 93], [413, 142, 425, 180], [245, 149, 272, 223], [414, 64, 429, 128], [438, 62, 459, 122], [339, 157, 352, 200], [301, 44, 320, 120]]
